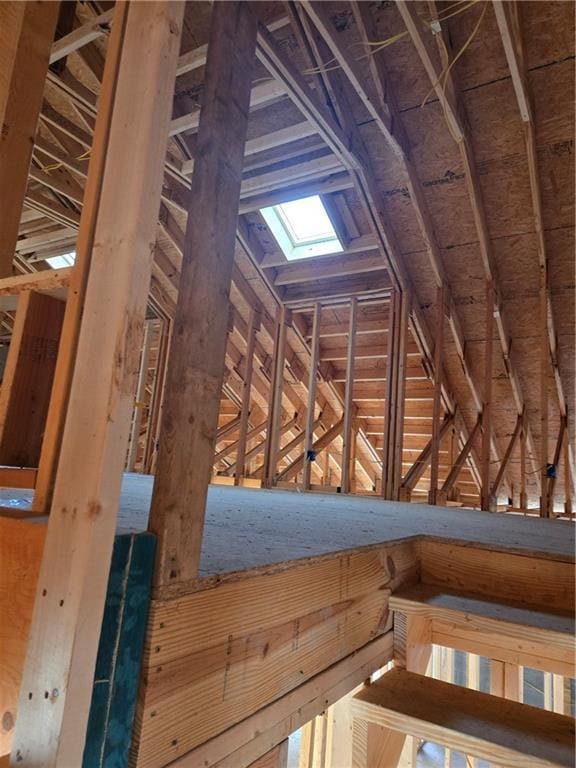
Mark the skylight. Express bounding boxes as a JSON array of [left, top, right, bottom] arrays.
[[260, 195, 343, 261], [45, 251, 76, 269]]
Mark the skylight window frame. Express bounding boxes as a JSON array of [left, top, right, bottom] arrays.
[[260, 195, 344, 262], [45, 251, 76, 270]]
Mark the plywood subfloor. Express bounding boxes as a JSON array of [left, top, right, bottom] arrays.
[[2, 473, 574, 577]]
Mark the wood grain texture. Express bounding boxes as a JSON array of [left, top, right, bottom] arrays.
[[0, 1, 59, 276], [390, 583, 574, 652], [10, 4, 184, 765], [130, 542, 418, 767], [353, 668, 575, 768], [149, 2, 258, 586], [0, 292, 65, 467], [0, 518, 45, 756], [166, 634, 393, 768], [419, 540, 574, 611]]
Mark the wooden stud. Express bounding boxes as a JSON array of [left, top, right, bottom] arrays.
[[302, 302, 321, 491], [0, 1, 59, 277], [429, 287, 445, 504], [563, 433, 572, 516], [481, 281, 494, 511], [262, 305, 290, 486], [341, 298, 358, 493], [235, 308, 261, 482], [148, 2, 257, 586], [544, 418, 567, 517], [439, 417, 482, 504], [11, 5, 184, 764], [492, 414, 523, 502], [520, 412, 528, 509], [126, 320, 153, 472]]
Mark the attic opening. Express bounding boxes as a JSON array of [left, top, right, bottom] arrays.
[[260, 194, 343, 261]]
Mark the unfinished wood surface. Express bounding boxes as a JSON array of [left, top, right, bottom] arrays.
[[390, 583, 575, 675], [354, 611, 431, 768], [247, 741, 288, 768], [0, 518, 45, 756], [10, 5, 184, 765], [353, 668, 575, 768], [302, 302, 321, 490], [130, 543, 418, 767], [341, 298, 358, 493], [235, 308, 260, 482], [0, 292, 65, 467], [419, 540, 574, 611], [0, 1, 59, 276], [166, 633, 393, 768], [149, 3, 257, 586]]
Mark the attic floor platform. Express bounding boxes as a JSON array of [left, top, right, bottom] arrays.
[[3, 473, 573, 577]]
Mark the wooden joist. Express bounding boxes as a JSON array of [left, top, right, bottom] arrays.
[[353, 668, 575, 768]]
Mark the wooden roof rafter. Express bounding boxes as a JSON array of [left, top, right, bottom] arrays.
[[396, 1, 541, 487]]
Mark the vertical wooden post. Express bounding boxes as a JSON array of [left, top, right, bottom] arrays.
[[148, 2, 257, 586], [235, 307, 260, 482], [481, 281, 494, 511], [382, 291, 399, 499], [564, 432, 572, 516], [382, 291, 408, 500], [0, 2, 59, 277], [392, 293, 409, 500], [520, 411, 528, 509], [127, 320, 153, 471], [539, 268, 549, 516], [341, 298, 358, 493], [429, 286, 444, 504], [323, 449, 331, 486], [364, 613, 431, 766], [263, 305, 290, 486], [145, 318, 172, 473], [11, 5, 184, 765], [302, 302, 321, 490]]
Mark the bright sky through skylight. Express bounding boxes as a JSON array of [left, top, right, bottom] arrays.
[[46, 251, 76, 269], [276, 196, 336, 244], [260, 195, 343, 261]]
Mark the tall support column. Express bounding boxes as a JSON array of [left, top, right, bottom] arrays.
[[302, 302, 321, 490], [429, 287, 445, 504], [341, 298, 358, 493], [149, 2, 257, 586], [235, 307, 261, 482], [11, 5, 184, 765], [0, 2, 59, 277], [263, 304, 290, 486], [481, 281, 494, 511]]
